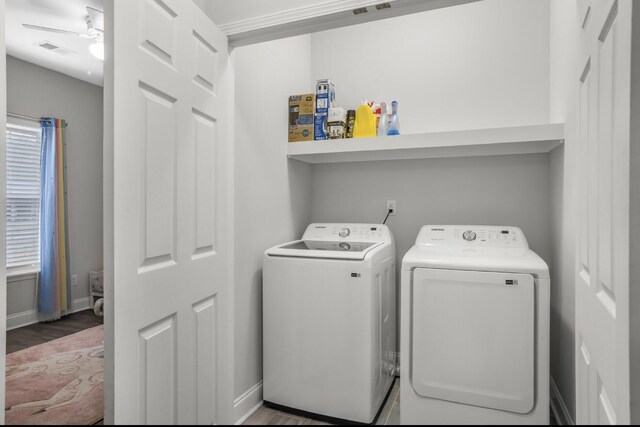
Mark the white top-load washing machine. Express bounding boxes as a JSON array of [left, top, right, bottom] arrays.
[[401, 226, 550, 425], [263, 223, 396, 423]]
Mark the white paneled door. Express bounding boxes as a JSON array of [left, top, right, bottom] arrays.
[[575, 0, 632, 424], [106, 0, 231, 424]]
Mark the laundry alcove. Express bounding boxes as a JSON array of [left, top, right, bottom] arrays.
[[230, 0, 569, 422]]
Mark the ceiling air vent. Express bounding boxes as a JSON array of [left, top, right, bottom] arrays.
[[36, 41, 75, 55], [39, 41, 59, 51]]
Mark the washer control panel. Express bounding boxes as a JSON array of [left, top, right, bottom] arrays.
[[463, 230, 477, 242], [416, 225, 528, 249], [303, 224, 392, 243]]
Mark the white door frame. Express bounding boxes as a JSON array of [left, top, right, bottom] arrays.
[[102, 1, 114, 422], [0, 0, 7, 423]]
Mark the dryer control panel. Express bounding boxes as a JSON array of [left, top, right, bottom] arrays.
[[416, 226, 529, 249], [303, 223, 393, 244]]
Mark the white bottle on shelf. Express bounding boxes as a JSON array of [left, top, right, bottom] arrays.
[[377, 102, 389, 137]]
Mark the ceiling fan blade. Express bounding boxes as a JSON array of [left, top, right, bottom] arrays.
[[23, 23, 80, 36], [86, 6, 104, 32], [86, 6, 104, 16]]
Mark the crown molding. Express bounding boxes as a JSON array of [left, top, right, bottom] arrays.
[[218, 0, 384, 35], [216, 0, 480, 47]]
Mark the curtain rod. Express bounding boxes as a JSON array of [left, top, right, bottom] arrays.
[[7, 112, 68, 127], [8, 112, 40, 122]]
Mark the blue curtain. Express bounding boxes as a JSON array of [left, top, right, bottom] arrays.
[[38, 118, 71, 320]]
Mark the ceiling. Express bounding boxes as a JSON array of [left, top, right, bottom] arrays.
[[6, 0, 104, 87]]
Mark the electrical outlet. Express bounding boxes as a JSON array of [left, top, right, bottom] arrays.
[[387, 200, 397, 216], [71, 274, 78, 287]]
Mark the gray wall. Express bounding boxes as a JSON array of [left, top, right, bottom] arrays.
[[310, 153, 553, 314], [549, 142, 575, 419], [6, 56, 103, 317], [233, 36, 313, 400]]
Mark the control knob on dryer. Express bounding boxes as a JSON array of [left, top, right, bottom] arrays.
[[463, 230, 477, 242], [339, 228, 351, 238]]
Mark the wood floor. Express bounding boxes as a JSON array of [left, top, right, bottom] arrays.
[[6, 309, 103, 354], [243, 378, 559, 425], [244, 379, 400, 425]]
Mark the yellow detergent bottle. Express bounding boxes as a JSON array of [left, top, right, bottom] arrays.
[[353, 102, 377, 138]]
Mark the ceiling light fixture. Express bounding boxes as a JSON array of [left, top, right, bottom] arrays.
[[89, 39, 104, 61]]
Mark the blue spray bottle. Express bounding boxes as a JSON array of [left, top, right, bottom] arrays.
[[387, 100, 400, 135]]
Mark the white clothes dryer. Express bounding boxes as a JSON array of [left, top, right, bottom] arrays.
[[263, 223, 396, 424], [401, 225, 550, 425]]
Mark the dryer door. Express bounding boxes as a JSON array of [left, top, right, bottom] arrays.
[[411, 268, 535, 414]]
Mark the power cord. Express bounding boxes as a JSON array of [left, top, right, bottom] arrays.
[[383, 208, 393, 225]]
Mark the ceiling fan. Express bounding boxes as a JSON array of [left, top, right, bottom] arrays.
[[22, 6, 105, 61]]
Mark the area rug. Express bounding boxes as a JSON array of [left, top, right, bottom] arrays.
[[5, 325, 104, 425]]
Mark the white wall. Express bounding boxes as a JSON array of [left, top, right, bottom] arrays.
[[233, 36, 313, 407], [549, 0, 581, 122], [6, 56, 103, 320], [311, 0, 550, 133], [548, 0, 582, 420]]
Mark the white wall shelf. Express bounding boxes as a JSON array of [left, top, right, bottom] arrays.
[[286, 123, 565, 164]]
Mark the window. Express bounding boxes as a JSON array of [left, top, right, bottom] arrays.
[[6, 118, 41, 270]]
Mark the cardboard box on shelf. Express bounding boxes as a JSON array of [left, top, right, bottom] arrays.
[[327, 107, 347, 139], [314, 79, 336, 141], [289, 93, 315, 142]]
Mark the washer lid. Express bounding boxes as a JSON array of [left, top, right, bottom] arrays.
[[267, 240, 383, 260]]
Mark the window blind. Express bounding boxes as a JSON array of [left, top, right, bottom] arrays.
[[6, 119, 41, 270]]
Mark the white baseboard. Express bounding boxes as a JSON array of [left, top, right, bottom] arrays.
[[234, 381, 263, 425], [72, 297, 92, 313], [7, 309, 40, 331], [7, 297, 95, 331], [550, 376, 575, 425]]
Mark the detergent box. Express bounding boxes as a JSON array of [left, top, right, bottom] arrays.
[[327, 107, 347, 139], [288, 94, 315, 142], [314, 79, 336, 140]]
